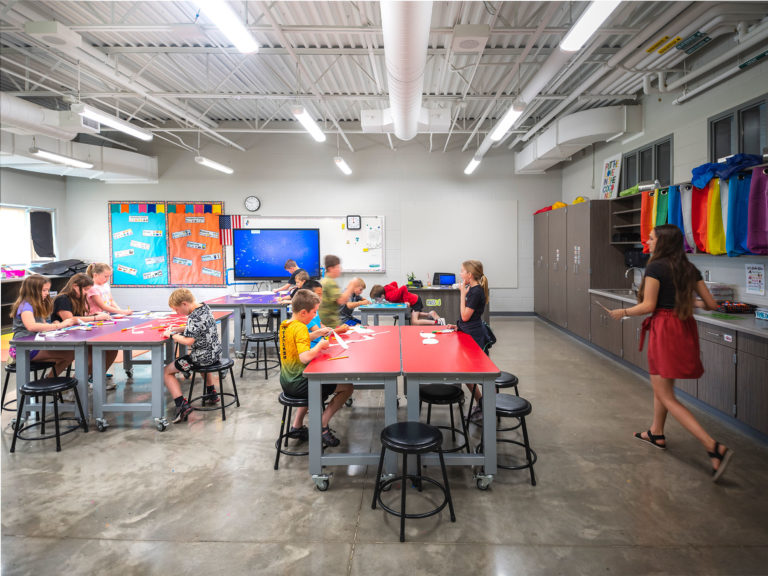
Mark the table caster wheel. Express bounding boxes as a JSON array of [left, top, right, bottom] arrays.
[[155, 417, 168, 432], [10, 417, 24, 431], [475, 475, 493, 491], [96, 418, 109, 432], [235, 351, 245, 359], [345, 398, 353, 407], [313, 475, 330, 491]]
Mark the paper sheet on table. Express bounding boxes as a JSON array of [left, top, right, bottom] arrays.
[[133, 310, 150, 316], [331, 330, 349, 349], [349, 325, 374, 334], [44, 330, 65, 337]]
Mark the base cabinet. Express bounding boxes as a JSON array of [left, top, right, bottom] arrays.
[[621, 304, 648, 371], [590, 296, 622, 357], [736, 333, 768, 435], [697, 339, 736, 417]]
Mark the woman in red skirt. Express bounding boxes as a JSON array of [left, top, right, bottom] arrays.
[[609, 224, 734, 481]]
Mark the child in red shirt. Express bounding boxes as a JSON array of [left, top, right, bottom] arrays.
[[369, 282, 444, 326]]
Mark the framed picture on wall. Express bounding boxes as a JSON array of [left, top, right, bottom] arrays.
[[600, 154, 622, 199]]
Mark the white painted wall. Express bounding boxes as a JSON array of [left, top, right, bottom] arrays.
[[559, 62, 768, 307], [57, 136, 561, 312]]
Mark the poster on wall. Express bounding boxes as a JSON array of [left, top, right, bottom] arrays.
[[746, 263, 765, 296], [167, 202, 225, 286], [109, 202, 168, 286], [600, 154, 623, 199]]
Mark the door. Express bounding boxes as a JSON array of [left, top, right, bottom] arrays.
[[590, 295, 623, 356], [737, 351, 768, 435], [697, 339, 736, 416], [566, 203, 590, 339], [534, 212, 549, 318], [548, 208, 567, 328], [621, 303, 648, 371]]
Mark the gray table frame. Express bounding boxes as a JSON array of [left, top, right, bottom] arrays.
[[206, 298, 288, 351], [359, 304, 407, 326]]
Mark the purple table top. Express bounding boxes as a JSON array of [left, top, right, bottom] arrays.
[[11, 316, 154, 345], [205, 294, 284, 306]]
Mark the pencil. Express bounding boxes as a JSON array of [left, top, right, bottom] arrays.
[[328, 355, 349, 360]]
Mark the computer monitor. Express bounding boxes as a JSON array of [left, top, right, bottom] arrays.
[[433, 272, 456, 286], [233, 228, 320, 280]]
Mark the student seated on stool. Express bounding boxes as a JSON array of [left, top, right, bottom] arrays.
[[162, 289, 222, 424], [369, 282, 445, 326], [339, 277, 370, 326], [279, 288, 352, 448]]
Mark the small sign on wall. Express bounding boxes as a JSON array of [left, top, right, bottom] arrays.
[[746, 263, 765, 296], [600, 154, 622, 199]]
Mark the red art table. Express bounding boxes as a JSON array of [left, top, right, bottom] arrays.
[[400, 326, 500, 489], [303, 326, 401, 491], [205, 293, 289, 351]]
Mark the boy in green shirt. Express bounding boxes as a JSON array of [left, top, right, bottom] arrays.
[[319, 254, 360, 328], [280, 288, 353, 447]]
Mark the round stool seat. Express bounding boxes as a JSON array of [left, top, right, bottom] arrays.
[[5, 361, 57, 374], [20, 377, 78, 395], [194, 358, 235, 373], [420, 383, 463, 405], [278, 392, 308, 408], [245, 332, 277, 342], [380, 422, 442, 454], [495, 394, 532, 418], [495, 371, 519, 388]]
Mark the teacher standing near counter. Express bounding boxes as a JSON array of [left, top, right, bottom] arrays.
[[608, 224, 734, 482]]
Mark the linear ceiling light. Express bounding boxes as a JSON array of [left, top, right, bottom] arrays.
[[560, 0, 622, 52], [29, 146, 93, 169], [291, 106, 327, 142], [194, 155, 234, 175], [196, 0, 258, 54], [490, 104, 524, 142], [71, 103, 153, 141], [464, 156, 481, 175], [334, 156, 352, 175]]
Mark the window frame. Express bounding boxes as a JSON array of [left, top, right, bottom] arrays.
[[621, 134, 674, 190], [0, 204, 58, 267], [708, 94, 768, 162]]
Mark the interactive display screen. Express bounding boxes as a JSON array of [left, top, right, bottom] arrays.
[[233, 228, 320, 280]]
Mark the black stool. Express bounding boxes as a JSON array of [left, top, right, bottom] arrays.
[[372, 422, 456, 542], [240, 332, 280, 379], [2, 361, 57, 412], [419, 384, 470, 453], [274, 392, 309, 470], [466, 371, 520, 428], [187, 359, 239, 421], [10, 377, 88, 453], [478, 394, 537, 485], [252, 309, 279, 333]]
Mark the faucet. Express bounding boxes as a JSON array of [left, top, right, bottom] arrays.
[[625, 267, 642, 292]]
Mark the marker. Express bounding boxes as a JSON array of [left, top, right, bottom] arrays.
[[328, 355, 349, 360]]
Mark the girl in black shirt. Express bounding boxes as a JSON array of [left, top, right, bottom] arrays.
[[608, 225, 733, 481]]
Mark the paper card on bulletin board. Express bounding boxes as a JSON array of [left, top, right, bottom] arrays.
[[109, 202, 168, 286], [600, 154, 622, 199], [167, 203, 225, 285]]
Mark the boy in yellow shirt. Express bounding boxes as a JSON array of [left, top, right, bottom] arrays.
[[279, 288, 353, 447]]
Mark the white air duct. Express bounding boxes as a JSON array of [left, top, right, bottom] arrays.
[[0, 93, 79, 141], [379, 1, 433, 141]]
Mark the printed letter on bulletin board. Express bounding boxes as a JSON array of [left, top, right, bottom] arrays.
[[109, 201, 168, 286], [167, 202, 225, 286]]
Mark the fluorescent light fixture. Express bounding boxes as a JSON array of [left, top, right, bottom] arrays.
[[291, 106, 326, 142], [195, 155, 234, 175], [560, 1, 622, 52], [490, 104, 524, 142], [71, 103, 153, 141], [29, 147, 93, 169], [334, 156, 352, 175], [464, 156, 481, 175], [196, 0, 258, 54]]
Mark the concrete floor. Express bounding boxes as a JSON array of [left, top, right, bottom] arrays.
[[2, 317, 768, 575]]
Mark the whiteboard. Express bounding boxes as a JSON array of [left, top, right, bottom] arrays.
[[235, 215, 384, 273]]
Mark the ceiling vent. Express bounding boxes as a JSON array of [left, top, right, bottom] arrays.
[[451, 24, 490, 54], [24, 21, 82, 49]]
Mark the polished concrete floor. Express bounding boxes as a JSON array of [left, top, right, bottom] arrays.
[[2, 317, 768, 575]]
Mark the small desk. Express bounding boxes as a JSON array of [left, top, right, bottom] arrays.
[[359, 303, 408, 326], [400, 326, 499, 488], [303, 326, 401, 490], [410, 287, 490, 325], [89, 310, 231, 431], [205, 294, 288, 351]]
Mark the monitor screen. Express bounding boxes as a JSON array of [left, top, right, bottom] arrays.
[[438, 273, 456, 286], [233, 228, 320, 280]]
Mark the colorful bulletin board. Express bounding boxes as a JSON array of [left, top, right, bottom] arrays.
[[108, 201, 225, 287], [167, 203, 225, 285], [600, 154, 623, 199]]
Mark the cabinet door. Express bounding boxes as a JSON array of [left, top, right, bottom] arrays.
[[566, 203, 590, 339], [548, 208, 567, 328], [534, 212, 549, 318], [736, 351, 768, 435], [590, 296, 622, 356], [697, 339, 736, 416], [621, 305, 648, 371]]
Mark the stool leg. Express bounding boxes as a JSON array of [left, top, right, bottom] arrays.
[[520, 416, 536, 486], [449, 405, 457, 442], [240, 340, 250, 378], [426, 403, 432, 424], [437, 449, 456, 521], [188, 372, 197, 404], [400, 453, 408, 542], [416, 454, 423, 491], [219, 372, 227, 421], [261, 341, 268, 380], [274, 403, 289, 470], [1, 371, 10, 411], [40, 393, 47, 436], [53, 393, 62, 452], [283, 406, 293, 448], [73, 386, 89, 432], [457, 401, 471, 454], [466, 394, 475, 427], [371, 445, 386, 509], [229, 367, 240, 407], [10, 391, 26, 453]]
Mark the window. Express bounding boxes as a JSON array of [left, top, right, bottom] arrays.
[[709, 95, 767, 161], [0, 205, 57, 266], [621, 134, 673, 189]]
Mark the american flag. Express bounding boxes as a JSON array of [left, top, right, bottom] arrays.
[[219, 215, 242, 245]]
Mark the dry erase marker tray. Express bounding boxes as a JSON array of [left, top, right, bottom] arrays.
[[716, 301, 757, 314]]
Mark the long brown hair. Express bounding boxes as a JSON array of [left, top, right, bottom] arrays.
[[56, 273, 94, 317], [638, 224, 700, 320], [10, 274, 53, 319], [462, 259, 490, 302]]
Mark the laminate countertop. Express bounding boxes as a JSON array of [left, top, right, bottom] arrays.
[[589, 288, 768, 339]]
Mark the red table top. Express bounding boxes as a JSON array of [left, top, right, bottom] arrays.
[[400, 326, 499, 375], [205, 294, 282, 306], [304, 326, 402, 376]]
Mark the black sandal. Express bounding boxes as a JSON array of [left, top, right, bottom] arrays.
[[708, 441, 733, 482], [634, 429, 666, 450]]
